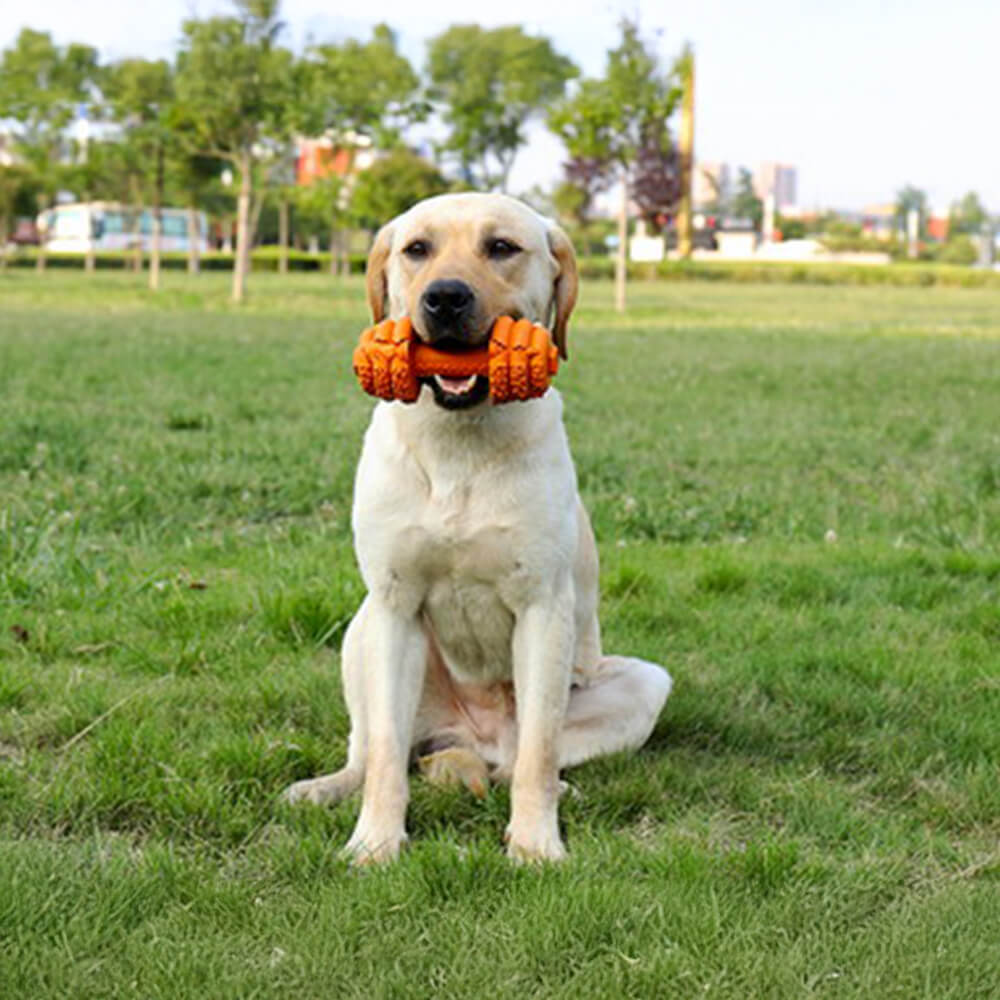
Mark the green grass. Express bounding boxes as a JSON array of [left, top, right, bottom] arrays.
[[1, 270, 998, 998]]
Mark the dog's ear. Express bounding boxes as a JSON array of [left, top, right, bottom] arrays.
[[547, 223, 578, 360], [365, 224, 394, 322]]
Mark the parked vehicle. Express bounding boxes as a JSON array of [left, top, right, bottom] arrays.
[[39, 202, 209, 254]]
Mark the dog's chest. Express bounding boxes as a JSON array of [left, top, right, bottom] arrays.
[[385, 487, 537, 683]]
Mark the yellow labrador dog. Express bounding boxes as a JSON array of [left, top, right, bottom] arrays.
[[285, 193, 671, 863]]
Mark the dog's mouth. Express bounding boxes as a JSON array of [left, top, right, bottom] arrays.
[[422, 373, 490, 409], [416, 334, 492, 410]]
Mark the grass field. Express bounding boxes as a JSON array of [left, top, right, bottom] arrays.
[[1, 270, 998, 998]]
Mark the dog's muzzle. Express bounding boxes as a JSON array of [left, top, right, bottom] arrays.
[[420, 279, 478, 343]]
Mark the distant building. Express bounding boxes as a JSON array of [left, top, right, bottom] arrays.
[[296, 132, 376, 187], [693, 161, 731, 209], [754, 162, 798, 212], [861, 204, 898, 241], [926, 211, 949, 242]]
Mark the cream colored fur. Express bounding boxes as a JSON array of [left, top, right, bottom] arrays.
[[284, 193, 671, 863]]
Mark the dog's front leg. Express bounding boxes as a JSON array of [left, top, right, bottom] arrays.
[[506, 591, 574, 863], [343, 597, 427, 864]]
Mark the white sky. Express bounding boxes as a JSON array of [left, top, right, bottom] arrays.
[[3, 0, 999, 213]]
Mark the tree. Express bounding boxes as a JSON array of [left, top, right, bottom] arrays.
[[64, 138, 126, 272], [0, 164, 38, 269], [674, 45, 695, 257], [730, 167, 763, 230], [303, 25, 422, 148], [427, 25, 577, 191], [895, 184, 928, 240], [950, 191, 988, 235], [167, 148, 226, 273], [350, 148, 450, 231], [175, 0, 298, 302], [103, 58, 175, 288], [557, 156, 614, 227], [298, 25, 423, 276], [630, 132, 681, 234], [549, 19, 682, 311], [0, 29, 99, 270]]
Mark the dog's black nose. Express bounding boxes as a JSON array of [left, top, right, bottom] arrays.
[[421, 279, 475, 335]]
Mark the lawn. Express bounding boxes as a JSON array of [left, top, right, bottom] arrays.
[[1, 270, 998, 998]]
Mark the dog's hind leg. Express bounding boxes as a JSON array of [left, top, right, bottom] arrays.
[[558, 655, 672, 769], [283, 602, 369, 807]]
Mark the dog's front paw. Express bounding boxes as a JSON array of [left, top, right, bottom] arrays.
[[342, 824, 408, 866], [282, 768, 362, 807], [504, 820, 567, 864]]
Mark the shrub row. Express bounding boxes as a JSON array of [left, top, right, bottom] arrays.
[[2, 247, 368, 274], [4, 247, 1000, 288]]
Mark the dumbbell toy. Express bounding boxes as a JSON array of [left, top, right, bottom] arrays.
[[352, 316, 559, 404]]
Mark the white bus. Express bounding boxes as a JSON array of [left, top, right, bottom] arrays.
[[40, 202, 210, 254]]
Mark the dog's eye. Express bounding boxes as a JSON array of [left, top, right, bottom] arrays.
[[403, 240, 430, 260], [486, 238, 522, 260]]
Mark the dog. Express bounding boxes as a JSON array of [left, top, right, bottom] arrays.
[[285, 192, 671, 863]]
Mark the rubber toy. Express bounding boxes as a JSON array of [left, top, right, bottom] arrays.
[[352, 316, 559, 404]]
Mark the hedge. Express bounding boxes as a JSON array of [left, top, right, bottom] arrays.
[[3, 247, 999, 288]]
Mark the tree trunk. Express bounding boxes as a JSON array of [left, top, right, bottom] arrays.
[[278, 196, 289, 275], [329, 215, 338, 277], [338, 229, 349, 277], [232, 157, 252, 304], [35, 195, 49, 272], [149, 212, 161, 289], [677, 49, 695, 260], [1, 213, 8, 272], [36, 199, 48, 272], [186, 205, 201, 274], [615, 173, 628, 313], [149, 143, 164, 291], [84, 217, 96, 274], [129, 176, 144, 273]]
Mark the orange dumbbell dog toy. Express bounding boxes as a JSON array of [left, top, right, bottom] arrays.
[[353, 316, 559, 404]]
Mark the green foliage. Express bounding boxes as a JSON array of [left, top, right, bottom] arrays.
[[289, 174, 344, 243], [0, 164, 39, 238], [101, 58, 177, 223], [302, 24, 422, 146], [549, 19, 680, 175], [552, 179, 590, 226], [949, 191, 988, 235], [0, 29, 100, 208], [775, 214, 805, 240], [0, 29, 98, 142], [349, 148, 450, 230], [925, 236, 978, 266], [730, 167, 763, 229], [174, 2, 294, 165], [427, 24, 577, 190]]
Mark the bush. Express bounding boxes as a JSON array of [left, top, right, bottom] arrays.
[[3, 247, 369, 274], [7, 247, 999, 289]]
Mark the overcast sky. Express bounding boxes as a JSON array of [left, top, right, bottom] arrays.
[[3, 0, 998, 213]]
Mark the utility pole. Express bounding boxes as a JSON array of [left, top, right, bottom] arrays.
[[677, 45, 695, 259]]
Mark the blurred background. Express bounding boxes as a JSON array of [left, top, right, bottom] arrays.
[[2, 0, 998, 297]]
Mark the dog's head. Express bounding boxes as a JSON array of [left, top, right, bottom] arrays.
[[365, 193, 578, 409]]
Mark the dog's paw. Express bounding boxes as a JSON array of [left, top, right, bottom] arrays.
[[342, 826, 408, 866], [418, 747, 489, 799], [504, 821, 567, 864], [282, 769, 361, 807]]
